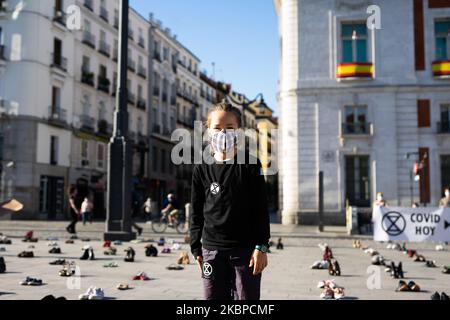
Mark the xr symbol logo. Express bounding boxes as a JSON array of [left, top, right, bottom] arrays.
[[382, 211, 406, 236], [210, 182, 220, 195]]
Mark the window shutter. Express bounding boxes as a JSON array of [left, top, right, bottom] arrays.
[[417, 99, 431, 128]]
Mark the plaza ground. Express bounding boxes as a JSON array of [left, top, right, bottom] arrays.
[[0, 221, 448, 300]]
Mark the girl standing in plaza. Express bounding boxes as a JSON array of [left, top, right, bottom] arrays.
[[189, 101, 271, 300]]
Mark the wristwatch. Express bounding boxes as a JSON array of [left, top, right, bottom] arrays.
[[255, 244, 269, 253]]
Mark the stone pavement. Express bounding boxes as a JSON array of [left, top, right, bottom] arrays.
[[0, 221, 449, 300]]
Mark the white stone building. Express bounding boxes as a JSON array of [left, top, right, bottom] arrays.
[[0, 0, 149, 219], [274, 0, 450, 225]]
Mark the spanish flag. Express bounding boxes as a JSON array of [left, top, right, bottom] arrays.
[[337, 62, 373, 78]]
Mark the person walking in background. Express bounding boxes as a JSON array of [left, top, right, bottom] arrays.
[[439, 187, 450, 208], [81, 196, 93, 225], [66, 186, 80, 235], [143, 197, 152, 222]]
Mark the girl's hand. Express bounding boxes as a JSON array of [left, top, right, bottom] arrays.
[[249, 250, 268, 275], [196, 256, 203, 272]]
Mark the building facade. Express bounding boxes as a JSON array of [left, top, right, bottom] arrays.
[[0, 0, 150, 219], [275, 0, 450, 225]]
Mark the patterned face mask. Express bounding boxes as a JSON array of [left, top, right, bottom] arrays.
[[209, 129, 240, 154]]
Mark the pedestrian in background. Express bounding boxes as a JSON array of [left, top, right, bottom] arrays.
[[439, 187, 450, 208], [66, 186, 80, 235], [81, 196, 93, 225]]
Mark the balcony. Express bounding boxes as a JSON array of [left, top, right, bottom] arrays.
[[138, 37, 145, 48], [336, 62, 374, 80], [80, 114, 95, 132], [84, 0, 93, 11], [98, 40, 110, 57], [97, 119, 113, 137], [97, 76, 110, 94], [437, 121, 450, 134], [50, 53, 67, 72], [99, 6, 109, 22], [127, 58, 136, 71], [432, 60, 450, 79], [128, 29, 134, 40], [81, 69, 95, 87], [137, 65, 146, 78], [53, 8, 66, 26], [137, 99, 146, 110], [82, 31, 96, 49], [48, 106, 67, 125], [127, 92, 136, 104]]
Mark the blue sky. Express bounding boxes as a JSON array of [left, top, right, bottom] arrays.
[[130, 0, 279, 115]]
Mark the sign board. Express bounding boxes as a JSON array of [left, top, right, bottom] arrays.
[[373, 206, 450, 242]]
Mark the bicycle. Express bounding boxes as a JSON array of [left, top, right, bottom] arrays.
[[151, 210, 189, 234]]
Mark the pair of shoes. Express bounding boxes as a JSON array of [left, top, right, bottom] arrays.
[[310, 260, 330, 270], [435, 244, 446, 251], [65, 239, 74, 244], [0, 257, 6, 273], [103, 240, 111, 248], [0, 247, 5, 252], [104, 247, 117, 256], [80, 246, 95, 260], [352, 240, 362, 249], [145, 244, 158, 257], [124, 247, 136, 262], [117, 283, 131, 290], [41, 295, 66, 301], [161, 247, 171, 254], [59, 262, 76, 277], [103, 262, 119, 268], [321, 246, 333, 261], [79, 286, 105, 300], [425, 260, 437, 268], [412, 253, 426, 262], [49, 259, 66, 265], [406, 249, 417, 258], [157, 237, 165, 246], [276, 238, 284, 250], [317, 280, 345, 300], [23, 231, 38, 243], [166, 264, 184, 271], [390, 262, 404, 279], [364, 248, 379, 256], [396, 280, 421, 292], [49, 247, 61, 254], [0, 236, 12, 244], [18, 251, 34, 258], [372, 255, 386, 266], [113, 240, 122, 246], [20, 277, 43, 286], [132, 271, 150, 281], [328, 259, 341, 276], [47, 241, 58, 247], [431, 292, 450, 300], [387, 243, 402, 250], [177, 252, 190, 265], [442, 266, 450, 274]]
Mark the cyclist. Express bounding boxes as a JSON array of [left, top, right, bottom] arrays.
[[161, 193, 180, 227]]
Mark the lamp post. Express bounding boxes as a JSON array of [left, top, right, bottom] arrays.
[[104, 0, 135, 241]]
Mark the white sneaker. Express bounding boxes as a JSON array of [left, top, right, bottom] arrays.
[[79, 286, 95, 300], [171, 243, 181, 251], [89, 287, 105, 300], [436, 244, 445, 251], [47, 241, 58, 247]]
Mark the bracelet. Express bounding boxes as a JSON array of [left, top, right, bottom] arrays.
[[255, 244, 269, 253]]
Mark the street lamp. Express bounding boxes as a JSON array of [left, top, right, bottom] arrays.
[[104, 0, 135, 241]]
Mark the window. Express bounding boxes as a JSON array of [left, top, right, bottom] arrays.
[[138, 84, 143, 100], [152, 147, 158, 171], [435, 20, 450, 60], [440, 104, 450, 133], [441, 155, 450, 195], [82, 94, 91, 115], [0, 134, 3, 161], [161, 150, 166, 173], [137, 116, 143, 134], [98, 101, 106, 120], [417, 100, 431, 128], [81, 140, 89, 161], [97, 143, 105, 169], [343, 105, 368, 134], [82, 56, 90, 72], [53, 38, 62, 66], [50, 136, 58, 165], [345, 156, 370, 207], [341, 23, 368, 63], [163, 46, 169, 61], [51, 86, 61, 111]]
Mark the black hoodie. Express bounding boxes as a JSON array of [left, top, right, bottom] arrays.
[[189, 152, 271, 258]]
